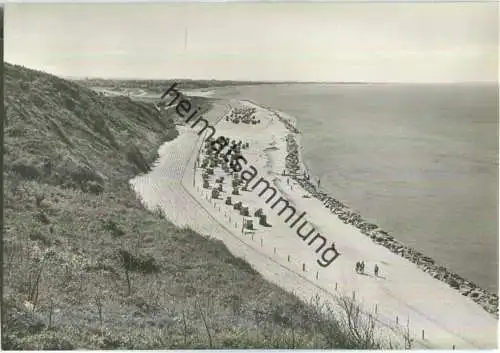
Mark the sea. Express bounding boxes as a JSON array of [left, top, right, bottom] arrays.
[[208, 83, 498, 293]]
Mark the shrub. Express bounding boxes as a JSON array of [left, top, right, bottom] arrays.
[[118, 249, 159, 274], [125, 144, 150, 174], [102, 219, 125, 238], [2, 300, 46, 350], [10, 163, 41, 180], [34, 211, 50, 225], [29, 231, 51, 247], [70, 165, 104, 186], [153, 206, 166, 219], [85, 181, 104, 195]]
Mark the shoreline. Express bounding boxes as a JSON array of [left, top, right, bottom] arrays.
[[196, 99, 497, 347], [131, 98, 497, 348], [130, 102, 412, 347], [258, 103, 498, 317]]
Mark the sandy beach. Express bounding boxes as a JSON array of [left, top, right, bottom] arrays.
[[131, 99, 498, 349]]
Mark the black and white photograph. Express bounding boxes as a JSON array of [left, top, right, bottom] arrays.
[[2, 1, 498, 349]]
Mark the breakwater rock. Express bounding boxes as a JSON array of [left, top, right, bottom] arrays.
[[283, 132, 498, 317], [273, 111, 300, 134]]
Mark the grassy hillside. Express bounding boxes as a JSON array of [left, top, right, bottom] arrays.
[[3, 63, 382, 349]]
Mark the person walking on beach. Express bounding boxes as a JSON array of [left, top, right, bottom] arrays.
[[360, 261, 365, 274], [374, 264, 379, 277], [318, 178, 321, 189]]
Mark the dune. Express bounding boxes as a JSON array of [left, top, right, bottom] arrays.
[[131, 99, 498, 349]]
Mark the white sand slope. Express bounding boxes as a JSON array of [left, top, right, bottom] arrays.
[[184, 90, 216, 97], [131, 100, 498, 349]]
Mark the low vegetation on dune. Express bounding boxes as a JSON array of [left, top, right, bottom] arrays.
[[77, 78, 273, 95], [3, 63, 383, 349]]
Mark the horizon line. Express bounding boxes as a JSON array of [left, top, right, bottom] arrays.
[[67, 76, 498, 85], [5, 63, 496, 85]]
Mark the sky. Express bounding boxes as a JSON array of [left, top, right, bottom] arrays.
[[4, 1, 499, 82]]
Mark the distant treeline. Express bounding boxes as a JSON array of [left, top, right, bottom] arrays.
[[76, 78, 278, 92]]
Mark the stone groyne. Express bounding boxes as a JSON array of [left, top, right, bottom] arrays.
[[278, 117, 498, 318]]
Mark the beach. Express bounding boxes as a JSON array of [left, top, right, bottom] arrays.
[[131, 99, 498, 349], [210, 83, 499, 293]]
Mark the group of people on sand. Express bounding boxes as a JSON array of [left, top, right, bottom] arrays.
[[356, 261, 379, 277]]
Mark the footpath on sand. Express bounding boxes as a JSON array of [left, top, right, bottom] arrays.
[[131, 100, 498, 349]]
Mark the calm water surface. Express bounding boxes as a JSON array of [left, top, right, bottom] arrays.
[[209, 83, 498, 292]]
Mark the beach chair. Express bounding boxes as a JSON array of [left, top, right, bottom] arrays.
[[259, 214, 271, 227], [240, 207, 249, 217], [245, 219, 254, 230]]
